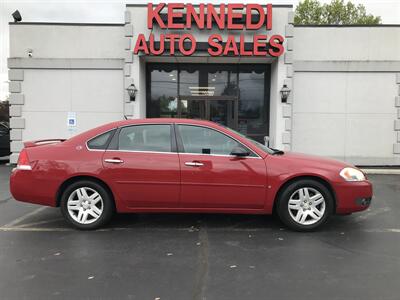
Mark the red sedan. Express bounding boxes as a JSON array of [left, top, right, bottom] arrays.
[[10, 119, 372, 231]]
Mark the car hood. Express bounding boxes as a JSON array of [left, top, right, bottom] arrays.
[[270, 151, 353, 170]]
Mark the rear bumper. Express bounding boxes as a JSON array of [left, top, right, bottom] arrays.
[[10, 169, 57, 207], [334, 180, 373, 214]]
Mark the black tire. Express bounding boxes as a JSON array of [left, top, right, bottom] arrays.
[[276, 179, 334, 231], [60, 180, 115, 230]]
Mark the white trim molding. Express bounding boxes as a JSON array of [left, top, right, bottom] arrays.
[[282, 10, 294, 151], [394, 73, 400, 154], [123, 9, 135, 118]]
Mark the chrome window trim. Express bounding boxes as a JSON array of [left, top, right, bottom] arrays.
[[86, 122, 264, 159], [176, 123, 262, 159], [104, 149, 178, 155], [103, 149, 259, 158], [117, 122, 173, 129], [178, 152, 262, 159]]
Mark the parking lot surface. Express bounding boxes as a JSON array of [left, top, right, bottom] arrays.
[[0, 164, 399, 300]]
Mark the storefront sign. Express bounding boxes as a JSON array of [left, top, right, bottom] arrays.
[[133, 3, 284, 57]]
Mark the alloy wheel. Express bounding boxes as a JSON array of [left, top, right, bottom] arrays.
[[67, 187, 104, 225], [287, 187, 326, 225]]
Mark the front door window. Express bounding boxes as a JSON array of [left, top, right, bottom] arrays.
[[178, 124, 245, 155]]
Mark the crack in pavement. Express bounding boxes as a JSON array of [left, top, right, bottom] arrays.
[[193, 224, 209, 300]]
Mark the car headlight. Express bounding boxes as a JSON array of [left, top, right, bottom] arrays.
[[339, 167, 366, 182]]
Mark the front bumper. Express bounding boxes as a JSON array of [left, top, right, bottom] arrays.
[[334, 180, 373, 214]]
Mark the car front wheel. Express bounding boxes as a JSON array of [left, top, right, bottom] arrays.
[[60, 180, 114, 230], [277, 179, 334, 231]]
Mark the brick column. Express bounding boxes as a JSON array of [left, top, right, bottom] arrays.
[[7, 68, 25, 164], [282, 11, 294, 151], [394, 73, 400, 154], [124, 10, 135, 119]]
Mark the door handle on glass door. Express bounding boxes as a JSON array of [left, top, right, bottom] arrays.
[[104, 158, 124, 164]]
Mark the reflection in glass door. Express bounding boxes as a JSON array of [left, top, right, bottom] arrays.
[[180, 99, 206, 120], [209, 100, 236, 129], [179, 98, 237, 129]]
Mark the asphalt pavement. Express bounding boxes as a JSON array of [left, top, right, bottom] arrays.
[[0, 164, 399, 300]]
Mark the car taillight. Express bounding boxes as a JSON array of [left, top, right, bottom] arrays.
[[16, 149, 32, 170]]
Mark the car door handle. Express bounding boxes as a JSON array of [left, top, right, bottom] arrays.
[[104, 158, 124, 164], [185, 161, 204, 167]]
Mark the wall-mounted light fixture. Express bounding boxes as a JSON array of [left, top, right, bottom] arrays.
[[127, 83, 138, 101], [280, 84, 291, 103], [12, 10, 22, 23]]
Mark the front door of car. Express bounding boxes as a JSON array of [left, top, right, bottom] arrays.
[[176, 124, 267, 209], [102, 124, 180, 208]]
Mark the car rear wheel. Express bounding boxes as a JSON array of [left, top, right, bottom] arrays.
[[60, 180, 114, 230], [277, 179, 334, 231]]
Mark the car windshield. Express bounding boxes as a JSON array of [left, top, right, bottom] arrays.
[[223, 126, 283, 155]]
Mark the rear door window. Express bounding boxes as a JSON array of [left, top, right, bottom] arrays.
[[118, 124, 173, 153]]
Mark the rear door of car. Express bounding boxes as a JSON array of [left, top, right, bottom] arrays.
[[101, 123, 180, 208], [176, 124, 267, 209]]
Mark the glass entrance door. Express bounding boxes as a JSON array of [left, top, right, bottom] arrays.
[[179, 97, 238, 129], [147, 63, 271, 143]]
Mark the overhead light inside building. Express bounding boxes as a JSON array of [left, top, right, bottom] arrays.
[[191, 92, 214, 96], [189, 87, 216, 90], [189, 87, 215, 96]]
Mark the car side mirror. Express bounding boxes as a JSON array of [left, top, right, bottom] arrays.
[[230, 147, 250, 157]]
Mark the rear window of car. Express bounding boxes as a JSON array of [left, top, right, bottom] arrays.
[[87, 130, 115, 150]]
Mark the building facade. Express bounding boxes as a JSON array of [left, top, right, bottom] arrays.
[[7, 3, 400, 165]]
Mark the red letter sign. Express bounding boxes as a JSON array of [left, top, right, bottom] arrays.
[[147, 3, 166, 29], [246, 4, 265, 30], [133, 34, 149, 54]]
